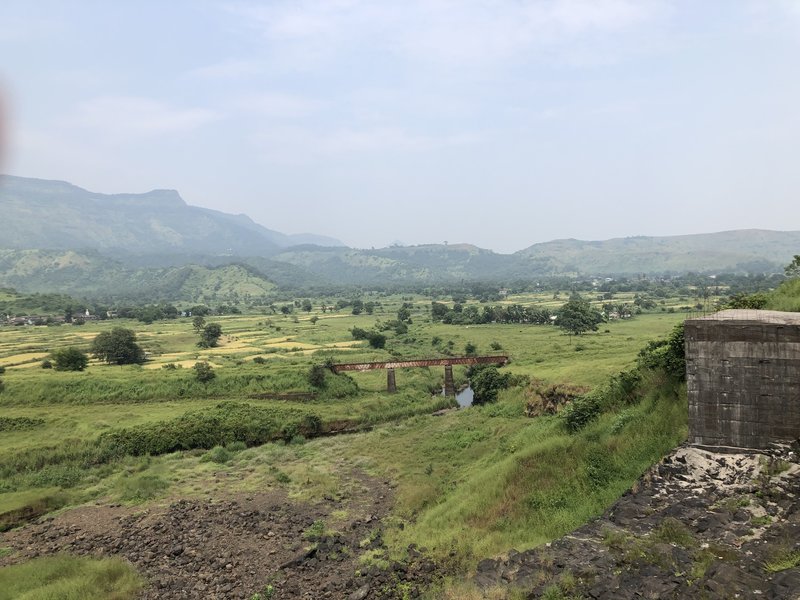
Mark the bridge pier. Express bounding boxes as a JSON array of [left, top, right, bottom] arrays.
[[387, 368, 397, 394], [444, 365, 455, 397]]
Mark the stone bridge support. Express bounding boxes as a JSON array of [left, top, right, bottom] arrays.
[[444, 365, 455, 397], [387, 368, 397, 394]]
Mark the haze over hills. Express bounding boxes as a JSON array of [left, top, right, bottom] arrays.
[[514, 230, 800, 275], [1, 175, 799, 298], [0, 175, 342, 255]]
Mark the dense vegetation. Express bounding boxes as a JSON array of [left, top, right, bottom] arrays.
[[0, 270, 796, 597]]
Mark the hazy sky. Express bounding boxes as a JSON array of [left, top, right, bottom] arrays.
[[2, 1, 799, 252]]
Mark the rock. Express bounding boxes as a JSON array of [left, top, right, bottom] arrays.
[[348, 583, 371, 600]]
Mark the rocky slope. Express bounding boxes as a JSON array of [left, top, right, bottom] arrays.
[[475, 444, 800, 599]]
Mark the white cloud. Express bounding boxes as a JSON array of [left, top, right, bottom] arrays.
[[251, 125, 480, 164], [186, 59, 263, 80], [232, 92, 325, 118], [0, 15, 63, 43], [67, 96, 219, 138], [224, 0, 671, 68]]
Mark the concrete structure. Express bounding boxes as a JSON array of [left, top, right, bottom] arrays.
[[685, 310, 800, 450]]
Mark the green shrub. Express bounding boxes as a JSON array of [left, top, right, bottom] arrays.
[[470, 365, 511, 404], [98, 402, 318, 457], [637, 322, 685, 381], [610, 409, 637, 434], [321, 373, 359, 399], [308, 364, 327, 388], [366, 331, 386, 349], [51, 347, 89, 372], [202, 446, 232, 464], [561, 393, 602, 432], [585, 447, 615, 487], [193, 361, 216, 383], [0, 417, 45, 432]]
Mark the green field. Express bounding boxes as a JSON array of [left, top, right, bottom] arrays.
[[0, 292, 693, 595]]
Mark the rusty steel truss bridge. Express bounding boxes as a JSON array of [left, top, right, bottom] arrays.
[[331, 355, 509, 396]]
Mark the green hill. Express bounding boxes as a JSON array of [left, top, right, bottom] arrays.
[[515, 230, 800, 275], [0, 250, 277, 303], [0, 175, 341, 256]]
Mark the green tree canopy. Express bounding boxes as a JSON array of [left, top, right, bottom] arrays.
[[192, 315, 206, 333], [91, 327, 145, 365], [193, 361, 216, 383], [785, 255, 800, 279], [556, 296, 604, 336], [51, 347, 89, 371], [470, 366, 511, 404], [198, 323, 223, 348]]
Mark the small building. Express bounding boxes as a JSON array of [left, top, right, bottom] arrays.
[[685, 310, 800, 450]]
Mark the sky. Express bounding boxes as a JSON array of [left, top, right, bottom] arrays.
[[1, 0, 799, 253]]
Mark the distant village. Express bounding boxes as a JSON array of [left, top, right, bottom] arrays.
[[2, 308, 198, 327], [2, 309, 105, 327]]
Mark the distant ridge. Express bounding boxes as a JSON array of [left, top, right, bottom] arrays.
[[1, 176, 798, 295], [514, 229, 800, 275], [0, 175, 343, 255]]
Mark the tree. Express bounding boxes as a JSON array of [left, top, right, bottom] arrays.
[[193, 361, 216, 383], [91, 327, 145, 365], [351, 327, 369, 340], [397, 303, 412, 322], [308, 364, 327, 388], [431, 302, 449, 321], [785, 255, 800, 279], [464, 342, 477, 356], [556, 296, 604, 336], [189, 305, 211, 317], [198, 323, 223, 348], [726, 293, 769, 310], [310, 315, 319, 325], [51, 347, 89, 371], [366, 331, 386, 349], [192, 315, 206, 333], [470, 366, 511, 404], [301, 299, 313, 312]]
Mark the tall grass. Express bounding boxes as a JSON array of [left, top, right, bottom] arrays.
[[0, 555, 143, 600], [357, 372, 688, 565]]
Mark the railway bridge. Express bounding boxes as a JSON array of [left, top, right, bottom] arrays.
[[331, 355, 509, 396]]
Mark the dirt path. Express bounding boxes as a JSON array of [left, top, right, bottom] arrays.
[[1, 471, 438, 599]]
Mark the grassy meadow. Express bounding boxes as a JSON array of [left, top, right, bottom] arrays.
[[0, 291, 699, 595]]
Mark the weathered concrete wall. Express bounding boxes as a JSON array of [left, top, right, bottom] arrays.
[[685, 310, 800, 449]]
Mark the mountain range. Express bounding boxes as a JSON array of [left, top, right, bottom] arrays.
[[0, 175, 342, 255], [1, 175, 798, 300]]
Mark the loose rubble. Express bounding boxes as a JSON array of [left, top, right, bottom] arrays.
[[1, 474, 439, 599], [475, 443, 800, 599]]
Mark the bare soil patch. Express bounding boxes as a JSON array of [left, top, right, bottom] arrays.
[[1, 471, 439, 599]]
